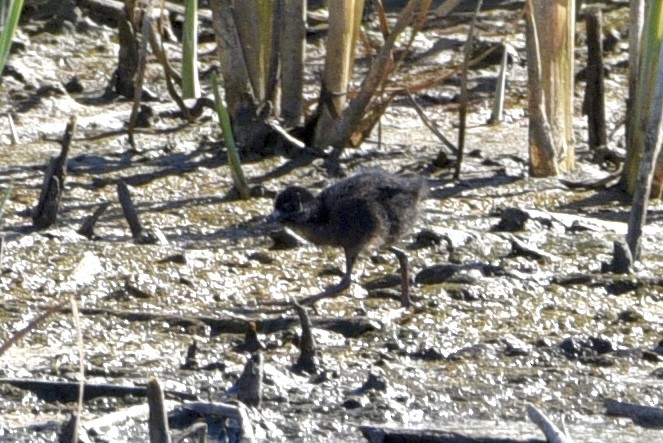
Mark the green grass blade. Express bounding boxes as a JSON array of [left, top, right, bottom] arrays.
[[211, 71, 250, 199], [0, 0, 24, 77]]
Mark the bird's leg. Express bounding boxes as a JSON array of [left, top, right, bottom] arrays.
[[388, 246, 411, 308], [299, 250, 356, 306]]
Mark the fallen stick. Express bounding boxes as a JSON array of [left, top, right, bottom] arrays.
[[80, 401, 178, 442], [507, 235, 557, 263], [0, 300, 69, 357], [359, 425, 546, 443], [48, 305, 381, 338], [604, 399, 663, 429], [405, 90, 457, 155], [0, 378, 196, 403], [175, 401, 255, 442]]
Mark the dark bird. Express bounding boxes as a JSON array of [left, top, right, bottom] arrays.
[[268, 170, 427, 307]]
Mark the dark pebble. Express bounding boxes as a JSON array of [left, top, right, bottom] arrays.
[[583, 355, 615, 367], [618, 309, 644, 323], [411, 347, 445, 361], [158, 253, 187, 264], [606, 279, 640, 295], [342, 396, 368, 410], [415, 264, 458, 285], [248, 251, 274, 265], [589, 336, 614, 354], [654, 339, 663, 355], [447, 286, 482, 302], [64, 76, 84, 93], [491, 207, 530, 232], [642, 350, 661, 363], [361, 370, 388, 392]]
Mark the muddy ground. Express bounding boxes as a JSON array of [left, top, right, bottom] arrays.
[[1, 1, 663, 442]]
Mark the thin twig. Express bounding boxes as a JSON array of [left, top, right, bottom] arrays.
[[149, 17, 192, 122], [455, 0, 483, 180], [7, 114, 19, 144], [405, 90, 457, 154], [391, 45, 499, 94], [0, 300, 69, 357], [128, 0, 154, 149], [268, 120, 306, 150]]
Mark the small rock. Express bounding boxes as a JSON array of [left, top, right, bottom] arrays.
[[249, 184, 272, 198], [534, 337, 555, 348], [412, 229, 442, 248], [447, 286, 482, 302], [503, 336, 532, 357], [124, 276, 154, 299], [179, 277, 194, 287], [412, 347, 445, 361], [584, 355, 615, 367], [361, 370, 388, 392], [642, 350, 661, 363], [310, 370, 332, 385], [158, 253, 187, 264], [654, 339, 663, 355], [618, 308, 644, 323], [559, 337, 585, 359], [384, 340, 402, 353], [432, 151, 452, 168], [69, 251, 103, 287], [559, 336, 615, 362], [36, 82, 67, 98], [606, 279, 639, 295], [415, 264, 458, 285], [135, 227, 168, 245], [601, 240, 633, 274], [64, 76, 84, 93], [589, 336, 614, 354], [491, 207, 530, 232], [342, 395, 369, 410], [248, 251, 274, 265], [362, 274, 402, 291], [135, 104, 155, 128], [551, 273, 594, 286]]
